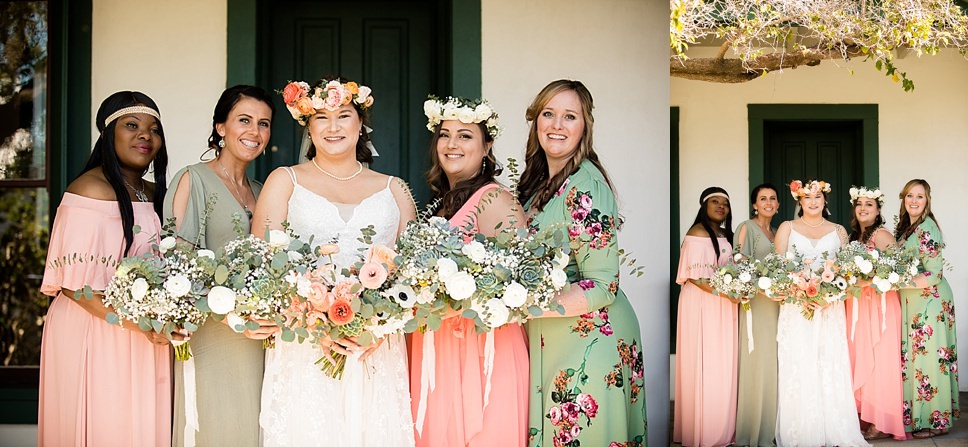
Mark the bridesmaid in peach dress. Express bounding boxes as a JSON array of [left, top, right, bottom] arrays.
[[674, 186, 738, 447], [844, 186, 905, 440], [38, 91, 172, 446], [410, 96, 530, 446]]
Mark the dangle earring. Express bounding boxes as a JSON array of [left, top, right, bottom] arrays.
[[480, 158, 486, 175], [753, 208, 758, 215], [218, 138, 225, 148]]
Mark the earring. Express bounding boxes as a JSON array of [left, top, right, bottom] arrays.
[[218, 138, 225, 148], [480, 158, 486, 175], [753, 209, 758, 215]]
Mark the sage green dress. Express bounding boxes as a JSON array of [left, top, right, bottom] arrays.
[[899, 217, 959, 432], [733, 220, 779, 446], [164, 162, 264, 447], [525, 160, 648, 447]]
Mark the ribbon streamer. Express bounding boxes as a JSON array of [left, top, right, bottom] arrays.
[[850, 296, 859, 341], [745, 307, 754, 354], [880, 292, 887, 332], [415, 331, 436, 436], [482, 331, 495, 409], [172, 339, 199, 447]]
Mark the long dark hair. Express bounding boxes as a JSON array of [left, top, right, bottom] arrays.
[[894, 178, 940, 242], [208, 84, 275, 155], [79, 91, 167, 255], [749, 182, 778, 219], [426, 121, 500, 219], [304, 77, 374, 164], [848, 196, 885, 244], [692, 186, 733, 258], [516, 79, 614, 211]]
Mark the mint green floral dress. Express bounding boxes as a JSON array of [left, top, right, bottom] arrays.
[[899, 217, 959, 432], [524, 160, 647, 447]]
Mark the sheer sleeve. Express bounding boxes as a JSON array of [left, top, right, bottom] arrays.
[[734, 221, 753, 258], [163, 165, 208, 248], [562, 176, 622, 311], [915, 218, 945, 288]]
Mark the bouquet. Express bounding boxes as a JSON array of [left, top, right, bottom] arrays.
[[101, 216, 218, 360], [710, 254, 761, 310], [754, 252, 801, 300], [393, 216, 569, 333], [784, 254, 849, 319], [209, 219, 317, 346], [284, 231, 419, 378]]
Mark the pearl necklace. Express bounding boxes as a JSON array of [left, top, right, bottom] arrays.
[[312, 158, 363, 181], [217, 158, 253, 219], [122, 176, 149, 202], [802, 217, 826, 228]]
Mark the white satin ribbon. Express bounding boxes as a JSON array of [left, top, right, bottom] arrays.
[[880, 292, 887, 332], [483, 331, 495, 409], [850, 296, 859, 341], [172, 340, 199, 447], [745, 307, 754, 354], [415, 331, 436, 436]]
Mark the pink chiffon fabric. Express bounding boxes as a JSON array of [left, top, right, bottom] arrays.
[[845, 240, 905, 441], [410, 184, 529, 446], [674, 236, 737, 447], [38, 193, 172, 446]]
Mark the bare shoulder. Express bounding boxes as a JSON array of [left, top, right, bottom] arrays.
[[685, 223, 708, 237], [775, 220, 792, 236], [66, 169, 115, 201]]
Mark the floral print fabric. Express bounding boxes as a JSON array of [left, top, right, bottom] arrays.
[[525, 160, 647, 446]]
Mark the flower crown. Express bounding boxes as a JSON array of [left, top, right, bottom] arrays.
[[281, 79, 374, 126], [423, 95, 501, 138], [789, 179, 831, 199], [848, 186, 884, 206]]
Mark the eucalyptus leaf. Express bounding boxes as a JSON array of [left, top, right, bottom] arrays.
[[106, 312, 120, 325], [214, 264, 229, 284]]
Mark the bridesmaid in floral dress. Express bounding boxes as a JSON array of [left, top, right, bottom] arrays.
[[894, 179, 959, 438], [732, 183, 779, 447], [518, 80, 647, 446], [843, 186, 905, 441], [674, 186, 737, 447], [409, 96, 530, 446]]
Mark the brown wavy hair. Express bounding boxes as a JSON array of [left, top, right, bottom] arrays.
[[516, 79, 614, 211], [425, 121, 500, 219], [894, 178, 940, 242], [848, 199, 885, 244]]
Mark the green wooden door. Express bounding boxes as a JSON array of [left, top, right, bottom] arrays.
[[764, 120, 863, 228], [256, 0, 439, 203]]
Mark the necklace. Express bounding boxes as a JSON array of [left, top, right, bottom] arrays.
[[217, 158, 253, 219], [122, 176, 149, 202], [802, 217, 826, 228], [312, 158, 363, 181]]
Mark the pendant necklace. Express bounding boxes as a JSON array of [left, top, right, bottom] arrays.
[[217, 158, 253, 219], [123, 177, 149, 202], [312, 158, 363, 181]]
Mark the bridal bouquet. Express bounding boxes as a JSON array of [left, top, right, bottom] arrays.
[[393, 216, 569, 333], [288, 239, 421, 378], [784, 254, 849, 319], [209, 220, 317, 345], [710, 255, 761, 309], [101, 221, 217, 360], [754, 252, 802, 300]]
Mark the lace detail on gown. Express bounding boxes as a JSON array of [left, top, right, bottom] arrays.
[[775, 228, 870, 447], [260, 170, 415, 446]]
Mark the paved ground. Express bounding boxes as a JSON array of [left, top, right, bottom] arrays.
[[670, 392, 968, 446]]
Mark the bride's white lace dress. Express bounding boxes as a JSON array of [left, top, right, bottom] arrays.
[[775, 228, 869, 447], [260, 169, 415, 446]]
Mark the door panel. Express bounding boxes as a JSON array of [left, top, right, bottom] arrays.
[[258, 1, 437, 203], [764, 121, 862, 228]]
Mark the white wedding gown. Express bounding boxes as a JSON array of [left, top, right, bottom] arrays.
[[775, 228, 869, 447], [260, 169, 415, 446]]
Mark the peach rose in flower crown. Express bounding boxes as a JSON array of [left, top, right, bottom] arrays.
[[282, 82, 308, 105], [344, 81, 360, 95], [789, 180, 803, 198], [296, 96, 315, 115]]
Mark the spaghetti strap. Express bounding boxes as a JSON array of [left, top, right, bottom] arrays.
[[284, 166, 298, 185], [385, 176, 393, 189]]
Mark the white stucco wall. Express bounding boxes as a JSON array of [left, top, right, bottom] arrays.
[[672, 48, 968, 390], [91, 0, 227, 176], [483, 0, 671, 444]]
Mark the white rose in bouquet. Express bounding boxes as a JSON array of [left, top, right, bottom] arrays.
[[550, 268, 568, 288], [207, 286, 237, 315], [501, 281, 528, 308], [481, 298, 510, 328], [197, 249, 216, 259], [461, 241, 488, 263], [738, 271, 752, 283], [131, 277, 150, 300], [444, 271, 476, 300], [888, 272, 900, 284], [436, 257, 458, 281], [159, 236, 177, 253], [757, 276, 772, 291], [164, 274, 192, 298], [267, 230, 291, 248]]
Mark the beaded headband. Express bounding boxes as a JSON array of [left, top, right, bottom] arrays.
[[103, 106, 160, 127], [701, 191, 729, 204]]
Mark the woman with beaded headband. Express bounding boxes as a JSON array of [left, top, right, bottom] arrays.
[[516, 80, 647, 445], [164, 85, 275, 447], [674, 186, 739, 446], [772, 179, 868, 446], [253, 77, 417, 446], [409, 95, 529, 446], [893, 179, 958, 438], [732, 183, 781, 447], [842, 186, 905, 440], [38, 91, 171, 445]]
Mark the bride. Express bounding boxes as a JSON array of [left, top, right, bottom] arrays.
[[772, 179, 869, 447], [251, 78, 417, 446]]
